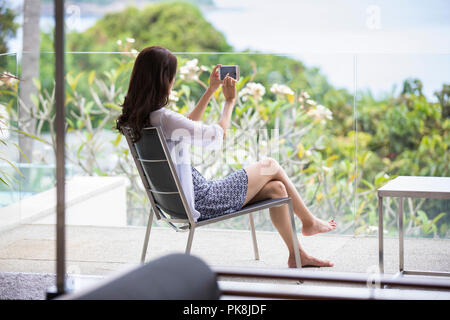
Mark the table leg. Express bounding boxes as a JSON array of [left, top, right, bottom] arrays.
[[378, 196, 384, 274], [399, 197, 404, 273]]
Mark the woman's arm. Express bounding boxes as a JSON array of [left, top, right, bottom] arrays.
[[160, 74, 235, 150], [217, 75, 237, 136], [187, 64, 222, 121]]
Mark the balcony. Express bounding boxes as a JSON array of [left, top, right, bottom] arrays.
[[1, 42, 449, 300], [1, 222, 449, 300]]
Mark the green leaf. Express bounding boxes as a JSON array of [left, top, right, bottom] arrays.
[[361, 179, 374, 190], [76, 119, 84, 129], [417, 210, 429, 223], [112, 134, 122, 146], [13, 130, 49, 144], [68, 72, 84, 91], [84, 101, 94, 114], [0, 157, 24, 178], [0, 176, 8, 186], [0, 90, 17, 97], [88, 70, 96, 85], [236, 75, 251, 91], [93, 167, 107, 176], [104, 103, 121, 111], [77, 143, 85, 157], [66, 118, 74, 128], [12, 142, 29, 163], [84, 131, 93, 141], [32, 77, 41, 91], [431, 212, 446, 225], [181, 85, 191, 99], [30, 93, 39, 108]]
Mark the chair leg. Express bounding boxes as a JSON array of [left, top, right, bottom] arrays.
[[141, 208, 155, 263], [185, 226, 195, 254], [288, 200, 302, 269], [248, 212, 260, 260]]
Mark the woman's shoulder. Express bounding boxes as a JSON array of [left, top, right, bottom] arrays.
[[150, 107, 186, 126], [153, 107, 179, 117], [159, 108, 187, 121], [151, 107, 173, 119]]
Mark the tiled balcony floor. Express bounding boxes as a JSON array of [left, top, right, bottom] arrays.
[[0, 224, 449, 276], [0, 224, 449, 299]]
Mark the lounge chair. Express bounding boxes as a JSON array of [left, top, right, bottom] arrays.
[[123, 126, 301, 268]]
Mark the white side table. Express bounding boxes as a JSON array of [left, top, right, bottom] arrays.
[[377, 176, 450, 277]]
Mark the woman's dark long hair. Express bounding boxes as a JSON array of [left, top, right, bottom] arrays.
[[116, 46, 178, 142]]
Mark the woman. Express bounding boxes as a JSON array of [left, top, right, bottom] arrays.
[[117, 46, 337, 268]]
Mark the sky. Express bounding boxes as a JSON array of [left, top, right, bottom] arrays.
[[208, 0, 450, 54], [205, 0, 450, 99], [5, 0, 450, 99]]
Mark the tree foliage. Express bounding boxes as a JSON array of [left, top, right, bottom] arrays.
[[66, 2, 231, 69], [3, 1, 448, 237], [0, 0, 18, 56]]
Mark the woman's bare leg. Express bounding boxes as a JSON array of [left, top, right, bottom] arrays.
[[243, 158, 336, 236], [248, 180, 333, 267]]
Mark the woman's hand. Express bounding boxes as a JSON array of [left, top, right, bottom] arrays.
[[208, 64, 222, 92], [188, 65, 225, 121], [222, 74, 236, 103], [218, 75, 236, 135]]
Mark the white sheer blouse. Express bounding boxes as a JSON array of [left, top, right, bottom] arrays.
[[149, 107, 224, 222]]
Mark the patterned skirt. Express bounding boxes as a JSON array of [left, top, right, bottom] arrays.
[[192, 166, 248, 221]]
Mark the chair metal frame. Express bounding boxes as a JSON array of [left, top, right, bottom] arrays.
[[124, 126, 301, 268]]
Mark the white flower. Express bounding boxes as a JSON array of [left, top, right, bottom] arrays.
[[179, 59, 200, 81], [318, 104, 333, 120], [239, 82, 266, 102], [126, 37, 135, 43], [270, 83, 294, 97], [307, 104, 333, 121], [200, 65, 209, 72], [116, 40, 122, 45], [169, 90, 179, 103], [130, 49, 139, 57], [298, 91, 310, 103], [168, 90, 179, 111], [306, 99, 317, 106], [305, 150, 312, 157]]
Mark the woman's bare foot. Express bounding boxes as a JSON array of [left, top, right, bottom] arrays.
[[288, 252, 334, 268], [301, 218, 337, 236]]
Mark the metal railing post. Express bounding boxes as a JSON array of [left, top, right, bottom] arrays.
[[47, 0, 68, 299]]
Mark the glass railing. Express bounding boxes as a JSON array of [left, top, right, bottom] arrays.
[[355, 53, 450, 239], [0, 53, 22, 229], [2, 51, 358, 231], [0, 50, 449, 277], [1, 51, 449, 236]]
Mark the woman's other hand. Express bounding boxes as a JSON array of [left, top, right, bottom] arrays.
[[208, 64, 222, 92], [222, 74, 236, 103], [218, 74, 237, 135]]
